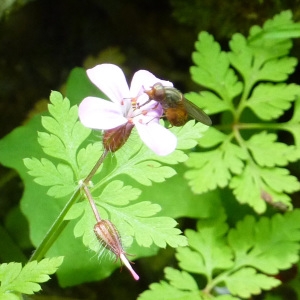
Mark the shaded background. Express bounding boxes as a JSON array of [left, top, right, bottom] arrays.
[[1, 0, 300, 138], [0, 0, 300, 299]]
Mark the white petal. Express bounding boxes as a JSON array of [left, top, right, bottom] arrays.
[[87, 64, 130, 103], [130, 70, 173, 96], [134, 122, 177, 156], [79, 97, 127, 129]]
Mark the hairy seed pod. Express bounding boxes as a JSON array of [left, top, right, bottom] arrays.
[[94, 220, 125, 260], [94, 220, 139, 280]]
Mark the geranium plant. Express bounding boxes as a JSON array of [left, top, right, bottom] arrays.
[[0, 10, 300, 300]]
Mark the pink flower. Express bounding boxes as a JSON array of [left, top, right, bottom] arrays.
[[78, 64, 177, 156]]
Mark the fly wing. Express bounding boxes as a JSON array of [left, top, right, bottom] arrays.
[[183, 98, 212, 126]]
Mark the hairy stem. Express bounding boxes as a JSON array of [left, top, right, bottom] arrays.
[[81, 184, 101, 222], [83, 149, 109, 185]]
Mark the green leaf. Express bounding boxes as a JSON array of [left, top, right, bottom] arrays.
[[120, 160, 176, 186], [230, 164, 300, 213], [164, 267, 199, 291], [170, 120, 209, 150], [191, 32, 243, 103], [102, 201, 188, 248], [252, 57, 297, 82], [229, 32, 296, 84], [224, 267, 280, 298], [248, 11, 298, 44], [95, 180, 141, 205], [23, 158, 75, 198], [228, 212, 300, 274], [66, 180, 187, 250], [285, 97, 300, 147], [0, 103, 218, 286], [246, 83, 300, 120], [23, 92, 95, 197], [196, 127, 228, 148], [185, 137, 247, 194], [176, 216, 233, 279], [246, 131, 300, 167], [0, 257, 63, 296], [185, 91, 231, 115], [40, 91, 91, 165], [142, 210, 300, 299], [215, 296, 240, 300], [76, 141, 104, 179], [91, 122, 196, 187], [138, 281, 203, 300]]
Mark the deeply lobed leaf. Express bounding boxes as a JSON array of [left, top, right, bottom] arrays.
[[246, 83, 300, 120], [191, 32, 243, 102], [185, 138, 247, 194], [224, 267, 280, 298], [0, 257, 63, 296], [228, 212, 300, 274], [246, 131, 300, 167]]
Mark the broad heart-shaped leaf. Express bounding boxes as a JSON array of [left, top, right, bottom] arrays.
[[176, 215, 233, 279], [230, 163, 300, 213], [191, 31, 243, 103], [246, 131, 300, 167], [0, 257, 63, 296], [224, 267, 280, 298], [246, 83, 300, 121], [185, 132, 247, 194], [228, 212, 300, 274]]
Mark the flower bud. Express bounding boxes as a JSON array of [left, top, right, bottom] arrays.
[[94, 220, 139, 280], [103, 122, 134, 152]]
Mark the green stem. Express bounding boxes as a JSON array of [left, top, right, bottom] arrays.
[[29, 186, 81, 262], [29, 150, 109, 262]]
